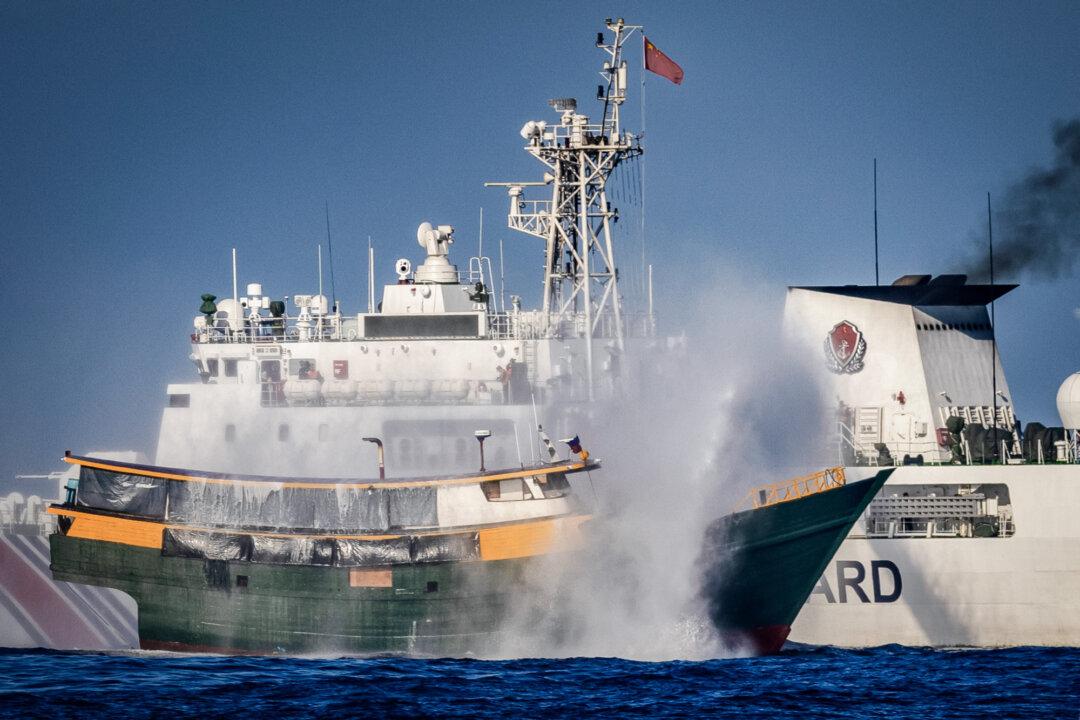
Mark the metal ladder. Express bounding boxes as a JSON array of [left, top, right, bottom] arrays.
[[523, 339, 538, 383]]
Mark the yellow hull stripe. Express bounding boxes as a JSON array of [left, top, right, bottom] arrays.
[[63, 456, 589, 491], [478, 515, 591, 561], [48, 506, 592, 561]]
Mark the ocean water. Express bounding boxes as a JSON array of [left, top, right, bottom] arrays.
[[0, 646, 1076, 719]]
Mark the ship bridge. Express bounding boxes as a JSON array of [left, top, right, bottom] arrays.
[[784, 273, 1023, 466]]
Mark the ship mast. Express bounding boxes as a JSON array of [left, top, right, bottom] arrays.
[[488, 18, 644, 399]]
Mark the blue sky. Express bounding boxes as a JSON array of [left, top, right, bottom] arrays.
[[1, 1, 1077, 480]]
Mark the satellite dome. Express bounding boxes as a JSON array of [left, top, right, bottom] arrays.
[[1056, 371, 1080, 430]]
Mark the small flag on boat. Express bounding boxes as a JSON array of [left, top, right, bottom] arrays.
[[561, 435, 589, 463], [643, 36, 684, 85]]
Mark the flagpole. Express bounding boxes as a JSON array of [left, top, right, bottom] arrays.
[[639, 35, 648, 300]]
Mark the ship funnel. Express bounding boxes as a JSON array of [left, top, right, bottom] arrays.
[[414, 221, 458, 283]]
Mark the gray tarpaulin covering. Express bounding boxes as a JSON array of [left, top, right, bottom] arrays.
[[77, 466, 439, 532], [77, 466, 167, 518], [165, 480, 433, 531], [413, 532, 480, 563], [336, 537, 414, 566], [161, 529, 477, 567], [388, 487, 437, 528], [163, 528, 252, 561]]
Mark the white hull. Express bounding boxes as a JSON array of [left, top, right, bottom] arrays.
[[789, 464, 1080, 647]]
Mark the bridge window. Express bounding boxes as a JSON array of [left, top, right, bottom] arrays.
[[224, 359, 238, 377], [278, 423, 290, 442], [206, 358, 219, 376]]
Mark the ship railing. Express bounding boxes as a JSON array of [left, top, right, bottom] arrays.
[[195, 313, 350, 344], [865, 516, 1015, 539], [486, 310, 653, 341], [194, 308, 652, 345], [739, 467, 846, 511], [530, 120, 633, 149]]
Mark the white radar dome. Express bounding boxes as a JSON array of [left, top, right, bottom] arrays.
[[1057, 371, 1080, 430]]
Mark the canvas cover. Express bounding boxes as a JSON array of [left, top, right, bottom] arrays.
[[161, 528, 479, 567], [77, 466, 437, 531], [77, 466, 167, 518]]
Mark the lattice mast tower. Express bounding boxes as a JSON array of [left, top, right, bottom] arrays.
[[488, 18, 644, 398]]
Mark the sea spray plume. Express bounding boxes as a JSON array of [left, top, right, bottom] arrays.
[[490, 273, 831, 660], [966, 118, 1080, 281]]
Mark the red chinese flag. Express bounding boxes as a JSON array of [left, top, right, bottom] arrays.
[[643, 36, 684, 85]]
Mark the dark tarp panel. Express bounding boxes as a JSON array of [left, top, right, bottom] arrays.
[[1022, 423, 1065, 463], [311, 539, 335, 565], [335, 537, 413, 566], [388, 487, 438, 528], [250, 534, 319, 565], [963, 426, 1014, 463], [77, 467, 167, 518], [160, 527, 479, 567], [163, 528, 252, 561], [413, 532, 479, 563]]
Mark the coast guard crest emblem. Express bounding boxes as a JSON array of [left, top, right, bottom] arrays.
[[824, 321, 866, 374]]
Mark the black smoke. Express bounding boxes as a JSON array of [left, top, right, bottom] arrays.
[[965, 118, 1080, 282]]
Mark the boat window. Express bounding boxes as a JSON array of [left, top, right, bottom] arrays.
[[225, 424, 236, 442], [206, 358, 219, 376], [318, 423, 329, 442], [168, 394, 190, 408], [481, 478, 534, 502], [224, 359, 238, 377], [536, 472, 571, 499], [455, 438, 467, 465], [278, 423, 290, 442], [289, 359, 317, 377]]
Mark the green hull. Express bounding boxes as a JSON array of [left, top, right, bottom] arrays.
[[49, 470, 892, 656], [701, 471, 893, 652], [50, 534, 528, 655]]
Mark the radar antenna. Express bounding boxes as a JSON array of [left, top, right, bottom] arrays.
[[487, 18, 644, 399]]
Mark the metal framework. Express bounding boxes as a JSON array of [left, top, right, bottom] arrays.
[[488, 18, 643, 397]]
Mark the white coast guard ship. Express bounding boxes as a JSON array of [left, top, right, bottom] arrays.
[[784, 275, 1080, 647], [161, 20, 650, 479]]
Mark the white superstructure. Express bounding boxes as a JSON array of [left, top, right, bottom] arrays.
[[159, 19, 652, 480], [784, 276, 1080, 647]]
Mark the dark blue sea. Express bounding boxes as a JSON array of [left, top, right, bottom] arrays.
[[1, 646, 1077, 719]]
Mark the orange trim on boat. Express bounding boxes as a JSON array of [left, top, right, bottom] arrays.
[[47, 506, 593, 561], [63, 456, 589, 490], [478, 515, 591, 561], [59, 510, 166, 549]]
